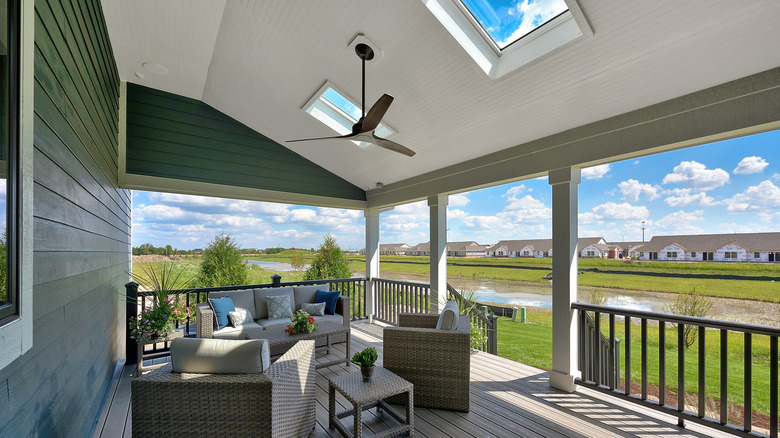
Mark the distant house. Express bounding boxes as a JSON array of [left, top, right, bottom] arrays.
[[633, 232, 780, 262], [379, 243, 412, 255], [608, 241, 645, 259], [447, 241, 490, 257], [406, 241, 488, 257], [486, 239, 553, 258]]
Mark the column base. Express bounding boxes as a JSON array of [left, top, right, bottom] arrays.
[[549, 369, 579, 392]]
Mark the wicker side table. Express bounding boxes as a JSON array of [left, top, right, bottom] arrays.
[[329, 366, 413, 438], [135, 329, 183, 377]]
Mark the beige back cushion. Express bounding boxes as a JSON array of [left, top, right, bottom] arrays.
[[170, 338, 270, 373], [253, 287, 294, 320], [436, 301, 460, 330], [293, 284, 330, 311], [207, 290, 256, 320]]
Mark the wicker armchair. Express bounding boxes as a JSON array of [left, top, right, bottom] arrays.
[[131, 340, 316, 437], [383, 313, 471, 412]]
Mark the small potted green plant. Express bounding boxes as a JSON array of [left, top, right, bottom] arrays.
[[351, 347, 378, 382]]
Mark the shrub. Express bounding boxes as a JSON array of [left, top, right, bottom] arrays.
[[196, 232, 248, 287], [662, 283, 713, 348], [303, 234, 351, 280]]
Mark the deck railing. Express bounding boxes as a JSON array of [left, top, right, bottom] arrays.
[[370, 277, 498, 354], [128, 275, 498, 365], [572, 302, 779, 438], [579, 309, 622, 388]]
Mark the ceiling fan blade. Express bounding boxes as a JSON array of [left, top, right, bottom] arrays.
[[360, 94, 394, 133], [371, 133, 416, 157], [287, 133, 358, 143]]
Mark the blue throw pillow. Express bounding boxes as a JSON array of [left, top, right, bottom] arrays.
[[314, 290, 341, 315], [208, 296, 235, 330]]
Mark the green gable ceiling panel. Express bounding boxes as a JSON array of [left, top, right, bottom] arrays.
[[125, 83, 365, 201]]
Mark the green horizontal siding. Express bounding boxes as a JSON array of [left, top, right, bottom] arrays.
[[126, 83, 366, 201]]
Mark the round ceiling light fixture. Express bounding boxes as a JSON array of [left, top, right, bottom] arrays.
[[142, 62, 169, 75]]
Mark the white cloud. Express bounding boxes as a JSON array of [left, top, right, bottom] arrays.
[[463, 215, 507, 230], [772, 173, 780, 182], [733, 156, 769, 175], [618, 179, 660, 202], [662, 161, 729, 191], [581, 164, 611, 180], [447, 209, 469, 220], [724, 180, 780, 212], [503, 184, 526, 201], [499, 195, 552, 222], [654, 210, 705, 234], [663, 188, 718, 207], [591, 202, 649, 220], [499, 0, 568, 47], [449, 194, 471, 207]]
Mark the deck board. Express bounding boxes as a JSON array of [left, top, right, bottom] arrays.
[[97, 321, 734, 438]]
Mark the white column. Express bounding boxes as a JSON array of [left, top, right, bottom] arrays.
[[364, 208, 380, 323], [428, 195, 448, 313], [548, 167, 581, 392]]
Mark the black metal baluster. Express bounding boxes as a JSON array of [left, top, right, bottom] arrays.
[[744, 332, 752, 433], [720, 329, 728, 425], [699, 326, 705, 418], [770, 336, 777, 438], [659, 320, 666, 406], [594, 312, 601, 386], [625, 316, 632, 395], [678, 322, 685, 427], [642, 318, 648, 400], [609, 313, 616, 390]]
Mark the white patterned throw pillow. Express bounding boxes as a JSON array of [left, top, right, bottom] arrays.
[[228, 308, 252, 327], [301, 302, 326, 316], [266, 295, 292, 320]]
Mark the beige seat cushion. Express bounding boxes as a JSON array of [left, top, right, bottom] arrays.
[[170, 338, 270, 373]]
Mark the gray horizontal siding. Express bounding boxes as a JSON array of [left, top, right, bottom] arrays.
[[0, 0, 127, 437], [126, 83, 366, 201]]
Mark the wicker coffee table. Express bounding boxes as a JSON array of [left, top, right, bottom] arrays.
[[246, 325, 351, 369], [329, 366, 413, 438]]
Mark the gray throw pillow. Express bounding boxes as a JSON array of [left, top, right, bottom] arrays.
[[301, 302, 326, 316], [266, 295, 292, 320]]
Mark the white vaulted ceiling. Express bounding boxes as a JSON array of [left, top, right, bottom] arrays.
[[103, 0, 780, 197]]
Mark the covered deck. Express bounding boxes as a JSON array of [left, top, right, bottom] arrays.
[[94, 321, 731, 438]]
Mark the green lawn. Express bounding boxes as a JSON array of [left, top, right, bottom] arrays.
[[497, 310, 776, 418]]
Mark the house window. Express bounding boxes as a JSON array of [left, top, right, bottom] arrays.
[[650, 252, 658, 260], [667, 252, 677, 258], [523, 250, 529, 256], [724, 251, 737, 259], [586, 250, 595, 257], [754, 252, 761, 259], [543, 252, 549, 257], [0, 0, 20, 325], [691, 251, 697, 258]]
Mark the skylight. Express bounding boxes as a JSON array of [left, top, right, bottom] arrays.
[[423, 0, 589, 79], [460, 0, 569, 49], [302, 82, 394, 149]]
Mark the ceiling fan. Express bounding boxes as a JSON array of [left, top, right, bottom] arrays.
[[288, 43, 415, 157]]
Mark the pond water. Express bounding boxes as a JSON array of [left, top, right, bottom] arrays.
[[377, 272, 780, 326], [246, 259, 308, 272]]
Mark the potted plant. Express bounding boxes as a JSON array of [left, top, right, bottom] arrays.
[[128, 262, 192, 341], [351, 347, 378, 382], [285, 309, 318, 335]]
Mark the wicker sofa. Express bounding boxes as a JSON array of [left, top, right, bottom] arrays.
[[383, 313, 471, 412], [196, 284, 350, 356], [131, 339, 316, 437]]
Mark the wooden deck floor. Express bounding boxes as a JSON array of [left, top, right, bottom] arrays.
[[93, 321, 733, 438]]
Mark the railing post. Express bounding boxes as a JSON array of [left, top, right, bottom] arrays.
[[125, 282, 139, 365], [271, 274, 281, 288], [487, 314, 499, 355]]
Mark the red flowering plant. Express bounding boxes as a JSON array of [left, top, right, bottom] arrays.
[[285, 309, 318, 335]]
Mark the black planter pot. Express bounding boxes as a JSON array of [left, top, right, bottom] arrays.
[[361, 365, 375, 382]]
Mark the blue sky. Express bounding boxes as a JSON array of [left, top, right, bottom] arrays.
[[131, 130, 780, 251], [461, 0, 568, 48]]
